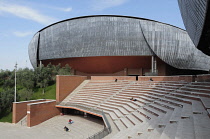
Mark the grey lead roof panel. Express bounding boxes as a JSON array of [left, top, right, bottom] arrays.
[[28, 15, 210, 71]]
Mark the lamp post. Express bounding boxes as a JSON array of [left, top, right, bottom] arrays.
[[14, 63, 17, 102]]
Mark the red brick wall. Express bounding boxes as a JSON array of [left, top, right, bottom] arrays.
[[179, 75, 195, 82], [196, 74, 210, 82], [138, 76, 194, 82], [27, 100, 60, 127], [43, 56, 151, 73], [56, 75, 87, 102], [138, 76, 179, 81], [75, 69, 126, 79], [12, 99, 46, 123], [91, 76, 136, 81]]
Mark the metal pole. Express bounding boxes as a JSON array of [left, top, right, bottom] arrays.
[[154, 56, 157, 73], [40, 60, 42, 69], [151, 56, 154, 73], [14, 63, 17, 102]]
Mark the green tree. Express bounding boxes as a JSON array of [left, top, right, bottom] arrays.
[[0, 89, 15, 115]]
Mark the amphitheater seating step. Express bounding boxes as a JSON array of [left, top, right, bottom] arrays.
[[158, 110, 173, 126], [159, 120, 179, 139], [147, 126, 165, 139], [108, 112, 118, 120], [169, 107, 182, 122], [113, 110, 124, 118], [193, 110, 210, 139], [122, 105, 134, 112], [120, 117, 134, 128], [114, 120, 127, 131], [126, 114, 142, 125], [175, 116, 195, 139], [137, 108, 156, 119], [200, 97, 210, 109], [192, 101, 205, 113], [59, 80, 210, 138], [181, 104, 193, 117]]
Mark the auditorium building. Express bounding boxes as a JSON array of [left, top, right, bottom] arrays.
[[11, 2, 210, 139], [28, 15, 210, 77]]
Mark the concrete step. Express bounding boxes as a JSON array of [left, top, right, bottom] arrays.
[[114, 120, 126, 131], [108, 112, 118, 120], [159, 121, 179, 139], [175, 117, 195, 139], [175, 104, 195, 139], [120, 117, 134, 128], [132, 111, 147, 122], [103, 114, 120, 139], [126, 114, 142, 125]]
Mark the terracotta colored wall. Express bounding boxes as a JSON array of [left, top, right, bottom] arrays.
[[128, 68, 142, 75], [91, 76, 136, 81], [27, 100, 60, 127], [138, 76, 194, 82], [196, 74, 210, 82], [179, 75, 195, 82], [75, 69, 126, 79], [12, 99, 46, 123], [43, 56, 152, 73], [138, 76, 179, 81], [56, 75, 87, 102], [157, 58, 167, 76]]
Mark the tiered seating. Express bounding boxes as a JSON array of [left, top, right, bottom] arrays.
[[60, 80, 210, 139]]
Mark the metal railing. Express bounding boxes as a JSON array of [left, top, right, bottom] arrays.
[[87, 126, 111, 139], [20, 116, 27, 126], [87, 111, 112, 139]]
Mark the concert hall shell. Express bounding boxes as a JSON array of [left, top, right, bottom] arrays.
[[178, 0, 210, 56], [28, 15, 210, 75]]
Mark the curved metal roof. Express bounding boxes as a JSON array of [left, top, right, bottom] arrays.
[[178, 0, 210, 55], [28, 15, 210, 71]]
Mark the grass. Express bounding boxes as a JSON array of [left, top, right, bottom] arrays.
[[0, 111, 12, 123], [31, 84, 56, 100], [0, 87, 3, 92], [0, 84, 56, 123]]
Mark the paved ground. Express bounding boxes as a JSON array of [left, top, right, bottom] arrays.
[[0, 115, 104, 139]]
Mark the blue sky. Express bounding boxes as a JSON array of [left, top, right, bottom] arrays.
[[0, 0, 185, 70]]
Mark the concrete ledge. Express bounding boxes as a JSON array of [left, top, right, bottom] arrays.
[[27, 100, 56, 105], [14, 99, 46, 104]]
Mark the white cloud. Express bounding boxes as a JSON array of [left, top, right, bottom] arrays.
[[92, 0, 128, 11], [13, 31, 33, 37], [0, 2, 57, 25], [54, 7, 73, 12]]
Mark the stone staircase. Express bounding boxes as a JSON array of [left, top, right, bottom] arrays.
[[58, 80, 210, 139], [17, 115, 27, 126]]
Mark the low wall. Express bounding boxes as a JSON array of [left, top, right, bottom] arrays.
[[75, 69, 126, 79], [91, 76, 136, 81], [179, 75, 195, 82], [56, 75, 87, 102], [12, 99, 46, 123], [138, 75, 194, 82], [196, 74, 210, 82], [27, 100, 60, 127]]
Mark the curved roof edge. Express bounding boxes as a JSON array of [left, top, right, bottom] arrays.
[[37, 15, 185, 33], [197, 1, 210, 55]]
